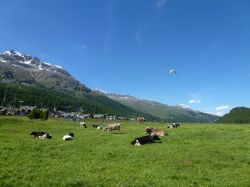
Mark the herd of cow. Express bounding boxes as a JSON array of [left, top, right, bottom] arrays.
[[30, 122, 181, 146]]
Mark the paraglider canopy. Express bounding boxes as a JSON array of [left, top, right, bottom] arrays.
[[168, 69, 176, 74]]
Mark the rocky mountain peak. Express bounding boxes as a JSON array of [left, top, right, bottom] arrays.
[[0, 50, 70, 77]]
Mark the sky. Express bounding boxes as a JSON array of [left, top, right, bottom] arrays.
[[1, 0, 250, 116]]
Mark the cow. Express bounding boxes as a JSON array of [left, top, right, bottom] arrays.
[[144, 127, 168, 136], [30, 131, 52, 139], [131, 135, 161, 146], [63, 133, 74, 141], [80, 121, 87, 128], [103, 123, 121, 134], [167, 123, 181, 128], [137, 117, 145, 124], [92, 124, 102, 129]]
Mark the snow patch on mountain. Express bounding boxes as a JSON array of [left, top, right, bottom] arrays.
[[0, 50, 64, 72], [94, 89, 108, 94]]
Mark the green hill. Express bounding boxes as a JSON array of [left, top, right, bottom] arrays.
[[217, 107, 250, 124]]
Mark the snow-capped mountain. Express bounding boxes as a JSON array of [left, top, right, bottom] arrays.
[[0, 50, 70, 77], [0, 50, 90, 93]]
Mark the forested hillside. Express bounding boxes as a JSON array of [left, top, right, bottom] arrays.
[[217, 107, 250, 124], [0, 83, 158, 120]]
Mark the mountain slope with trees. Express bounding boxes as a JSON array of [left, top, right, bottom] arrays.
[[217, 107, 250, 124], [0, 83, 159, 120]]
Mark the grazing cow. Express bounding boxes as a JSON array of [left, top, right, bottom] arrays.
[[131, 135, 161, 146], [103, 123, 121, 134], [167, 123, 181, 128], [92, 124, 102, 129], [80, 122, 87, 128], [30, 131, 52, 139], [137, 117, 145, 124], [145, 127, 168, 136], [63, 133, 74, 141]]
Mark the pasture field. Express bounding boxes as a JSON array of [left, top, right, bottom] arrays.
[[0, 117, 250, 187]]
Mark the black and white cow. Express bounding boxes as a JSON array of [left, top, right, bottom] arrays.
[[167, 123, 181, 128], [131, 135, 161, 146], [92, 124, 102, 129], [63, 133, 74, 141], [80, 122, 87, 128], [30, 131, 52, 139]]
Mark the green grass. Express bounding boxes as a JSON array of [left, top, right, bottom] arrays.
[[0, 117, 250, 187]]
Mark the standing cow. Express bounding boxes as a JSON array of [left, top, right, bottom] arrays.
[[103, 123, 121, 134], [137, 117, 145, 124], [80, 122, 87, 128]]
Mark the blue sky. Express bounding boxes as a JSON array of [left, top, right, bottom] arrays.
[[1, 0, 250, 116]]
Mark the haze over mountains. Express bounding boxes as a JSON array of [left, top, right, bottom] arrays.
[[101, 92, 219, 122], [0, 50, 219, 122]]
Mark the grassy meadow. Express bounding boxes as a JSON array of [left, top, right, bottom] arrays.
[[0, 116, 250, 187]]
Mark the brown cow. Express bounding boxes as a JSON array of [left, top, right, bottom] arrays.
[[144, 127, 168, 137], [103, 123, 121, 134]]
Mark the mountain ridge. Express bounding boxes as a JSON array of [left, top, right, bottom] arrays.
[[0, 50, 219, 122], [96, 91, 220, 122]]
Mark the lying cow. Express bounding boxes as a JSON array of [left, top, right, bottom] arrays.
[[30, 131, 52, 139], [80, 122, 87, 128], [131, 135, 161, 146], [103, 123, 121, 134], [145, 127, 168, 136], [167, 123, 181, 128], [92, 124, 102, 129], [63, 133, 74, 141]]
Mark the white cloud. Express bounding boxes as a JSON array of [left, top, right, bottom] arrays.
[[176, 104, 189, 109], [188, 99, 201, 104], [216, 105, 230, 111], [156, 0, 168, 9], [216, 111, 226, 116], [155, 0, 168, 14]]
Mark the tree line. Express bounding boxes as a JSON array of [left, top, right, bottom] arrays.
[[0, 83, 159, 120]]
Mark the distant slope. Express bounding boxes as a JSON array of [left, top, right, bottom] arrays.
[[105, 93, 219, 123], [217, 107, 250, 124]]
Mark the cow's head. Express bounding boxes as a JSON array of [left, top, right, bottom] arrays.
[[67, 133, 74, 137], [46, 134, 52, 139], [144, 127, 152, 134], [30, 131, 37, 136]]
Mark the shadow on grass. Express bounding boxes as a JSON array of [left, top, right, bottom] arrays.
[[103, 132, 127, 135], [66, 180, 88, 187]]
